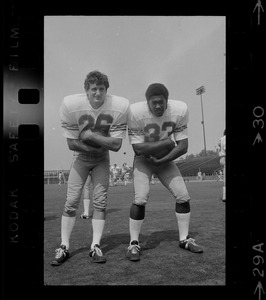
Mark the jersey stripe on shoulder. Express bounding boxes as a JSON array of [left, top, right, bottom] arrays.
[[109, 123, 127, 133], [173, 124, 188, 133]]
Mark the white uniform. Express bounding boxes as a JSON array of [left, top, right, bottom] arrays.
[[197, 171, 202, 181], [110, 165, 120, 179], [61, 93, 128, 159], [128, 100, 188, 144], [218, 135, 226, 157], [121, 163, 130, 184], [127, 100, 190, 205], [110, 164, 120, 185], [58, 172, 63, 185], [110, 165, 120, 176], [218, 134, 226, 185], [60, 93, 129, 216]]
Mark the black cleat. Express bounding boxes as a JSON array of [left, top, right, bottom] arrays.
[[126, 240, 141, 261], [51, 245, 70, 266], [89, 244, 106, 263], [179, 236, 203, 253]]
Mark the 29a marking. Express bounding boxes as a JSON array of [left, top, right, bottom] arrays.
[[253, 243, 265, 300]]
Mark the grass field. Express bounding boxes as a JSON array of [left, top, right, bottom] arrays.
[[44, 180, 225, 286]]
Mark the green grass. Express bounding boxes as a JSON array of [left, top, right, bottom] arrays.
[[44, 180, 225, 286]]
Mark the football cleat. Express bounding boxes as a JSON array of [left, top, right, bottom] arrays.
[[80, 213, 91, 219], [89, 244, 106, 263], [126, 240, 141, 261], [179, 236, 203, 253], [51, 244, 70, 266]]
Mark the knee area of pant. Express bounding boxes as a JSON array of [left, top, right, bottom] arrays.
[[133, 198, 147, 206], [175, 201, 190, 213], [93, 205, 106, 212], [63, 210, 76, 217], [130, 203, 145, 220]]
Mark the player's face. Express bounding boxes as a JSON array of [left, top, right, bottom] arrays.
[[148, 95, 167, 117], [86, 83, 107, 109]]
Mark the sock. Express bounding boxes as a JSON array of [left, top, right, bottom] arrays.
[[175, 212, 190, 241], [222, 186, 226, 200], [83, 199, 90, 215], [129, 218, 143, 244], [91, 219, 105, 248], [61, 215, 76, 250]]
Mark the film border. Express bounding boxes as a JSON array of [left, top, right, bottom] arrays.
[[2, 0, 265, 299], [2, 0, 44, 293]]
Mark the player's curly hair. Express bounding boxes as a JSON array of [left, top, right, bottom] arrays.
[[145, 83, 169, 101], [84, 70, 110, 91]]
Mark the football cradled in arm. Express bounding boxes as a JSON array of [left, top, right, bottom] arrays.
[[145, 138, 188, 166], [132, 138, 175, 157], [66, 138, 104, 154], [80, 129, 122, 152], [80, 129, 105, 148]]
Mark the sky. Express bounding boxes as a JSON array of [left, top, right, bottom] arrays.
[[44, 16, 225, 171]]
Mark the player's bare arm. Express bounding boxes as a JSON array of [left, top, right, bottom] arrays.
[[146, 138, 188, 166], [80, 129, 122, 152], [132, 137, 175, 156], [67, 138, 104, 154]]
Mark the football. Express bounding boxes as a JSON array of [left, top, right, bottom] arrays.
[[82, 129, 106, 148]]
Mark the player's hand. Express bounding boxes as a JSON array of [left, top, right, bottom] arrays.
[[145, 155, 163, 166], [80, 129, 93, 141], [80, 129, 105, 151]]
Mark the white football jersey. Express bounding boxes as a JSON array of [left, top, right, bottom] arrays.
[[127, 100, 189, 144], [218, 135, 226, 156], [60, 93, 129, 140], [110, 165, 120, 175]]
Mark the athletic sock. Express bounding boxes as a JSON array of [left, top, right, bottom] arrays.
[[175, 212, 191, 241], [129, 218, 143, 243], [61, 215, 76, 250], [83, 199, 90, 215], [91, 219, 105, 248]]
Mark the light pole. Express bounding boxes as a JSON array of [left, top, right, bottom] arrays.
[[196, 86, 207, 156]]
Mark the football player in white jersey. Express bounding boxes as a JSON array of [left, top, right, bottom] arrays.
[[218, 129, 226, 202], [51, 71, 129, 266], [121, 162, 130, 186], [110, 163, 120, 186], [126, 83, 203, 261], [58, 172, 63, 185]]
